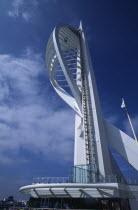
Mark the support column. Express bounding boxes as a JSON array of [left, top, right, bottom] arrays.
[[74, 114, 86, 166]]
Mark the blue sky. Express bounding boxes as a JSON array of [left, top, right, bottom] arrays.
[[0, 0, 138, 199]]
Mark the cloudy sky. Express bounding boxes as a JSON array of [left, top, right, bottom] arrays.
[[0, 0, 138, 199]]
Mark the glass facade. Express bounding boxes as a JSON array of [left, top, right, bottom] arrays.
[[69, 164, 127, 184], [69, 164, 97, 183]]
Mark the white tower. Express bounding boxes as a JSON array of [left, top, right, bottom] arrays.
[[46, 22, 138, 178], [20, 22, 138, 209]]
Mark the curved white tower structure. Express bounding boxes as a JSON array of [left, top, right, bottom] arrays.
[[46, 22, 138, 179], [46, 22, 112, 177], [19, 22, 138, 209]]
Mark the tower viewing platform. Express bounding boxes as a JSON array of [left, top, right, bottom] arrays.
[[20, 174, 138, 199], [20, 173, 138, 209]]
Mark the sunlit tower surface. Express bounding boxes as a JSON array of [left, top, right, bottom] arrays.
[[46, 21, 113, 179], [20, 22, 138, 210]]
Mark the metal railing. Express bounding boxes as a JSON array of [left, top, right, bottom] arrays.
[[32, 175, 138, 185], [32, 164, 138, 185], [32, 177, 69, 184]]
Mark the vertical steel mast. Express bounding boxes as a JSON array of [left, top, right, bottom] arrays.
[[46, 22, 113, 180], [78, 21, 112, 178]]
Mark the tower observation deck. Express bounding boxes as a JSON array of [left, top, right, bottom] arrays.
[[19, 22, 138, 209]]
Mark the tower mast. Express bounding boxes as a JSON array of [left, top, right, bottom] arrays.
[[78, 21, 112, 177]]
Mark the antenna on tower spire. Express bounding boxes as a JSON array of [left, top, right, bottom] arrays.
[[79, 20, 83, 30]]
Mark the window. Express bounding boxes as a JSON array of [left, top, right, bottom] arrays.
[[64, 37, 68, 43]]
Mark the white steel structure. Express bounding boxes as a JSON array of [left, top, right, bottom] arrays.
[[46, 21, 138, 176], [20, 22, 138, 209]]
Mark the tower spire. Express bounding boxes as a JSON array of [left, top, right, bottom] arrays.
[[79, 20, 83, 30]]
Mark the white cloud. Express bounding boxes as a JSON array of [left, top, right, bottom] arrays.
[[8, 0, 38, 22], [0, 49, 74, 164], [105, 115, 119, 125], [8, 0, 24, 17], [22, 12, 31, 22]]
